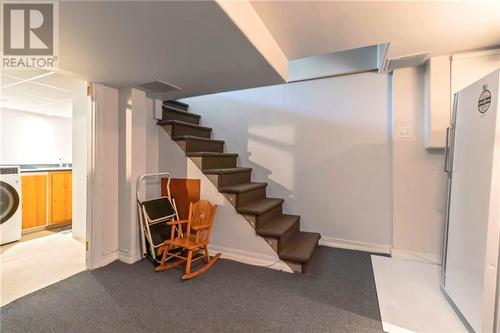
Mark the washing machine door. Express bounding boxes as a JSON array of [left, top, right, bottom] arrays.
[[0, 181, 20, 224]]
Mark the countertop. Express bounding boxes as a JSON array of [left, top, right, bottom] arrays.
[[1, 164, 73, 173], [21, 167, 72, 173]]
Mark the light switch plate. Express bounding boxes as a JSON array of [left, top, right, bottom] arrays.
[[397, 126, 414, 139], [154, 99, 163, 120]]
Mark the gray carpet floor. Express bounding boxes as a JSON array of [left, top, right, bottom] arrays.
[[1, 247, 384, 333]]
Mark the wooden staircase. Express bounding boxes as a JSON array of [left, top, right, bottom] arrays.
[[158, 100, 321, 273]]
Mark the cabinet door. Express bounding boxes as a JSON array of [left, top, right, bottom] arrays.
[[49, 171, 72, 225], [21, 174, 47, 230]]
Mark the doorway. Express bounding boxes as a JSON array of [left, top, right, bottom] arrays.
[[0, 69, 91, 306]]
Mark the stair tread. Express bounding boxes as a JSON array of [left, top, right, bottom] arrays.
[[157, 119, 211, 131], [202, 167, 252, 174], [187, 152, 238, 157], [257, 214, 300, 238], [172, 135, 224, 143], [162, 105, 201, 118], [219, 182, 267, 194], [163, 99, 189, 109], [279, 232, 320, 264], [237, 198, 284, 215]]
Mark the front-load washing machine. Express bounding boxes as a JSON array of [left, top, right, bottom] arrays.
[[0, 166, 22, 245]]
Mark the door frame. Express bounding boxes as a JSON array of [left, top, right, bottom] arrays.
[[85, 83, 120, 269], [85, 85, 95, 269]]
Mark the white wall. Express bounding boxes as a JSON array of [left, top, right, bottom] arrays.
[[423, 49, 500, 149], [72, 98, 89, 243], [392, 67, 447, 263], [288, 45, 378, 82], [452, 50, 500, 94], [0, 108, 72, 165], [424, 55, 451, 148], [183, 72, 393, 251]]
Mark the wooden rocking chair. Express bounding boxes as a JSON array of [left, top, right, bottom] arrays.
[[155, 200, 221, 280]]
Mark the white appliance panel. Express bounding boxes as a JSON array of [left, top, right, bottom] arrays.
[[444, 70, 500, 332], [0, 167, 22, 245]]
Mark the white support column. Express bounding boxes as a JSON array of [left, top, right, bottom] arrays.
[[118, 88, 156, 264]]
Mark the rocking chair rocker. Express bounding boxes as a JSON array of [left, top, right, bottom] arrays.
[[155, 200, 221, 280]]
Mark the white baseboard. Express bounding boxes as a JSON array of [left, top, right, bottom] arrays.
[[118, 248, 142, 264], [319, 236, 392, 254], [391, 248, 442, 265], [208, 244, 293, 273]]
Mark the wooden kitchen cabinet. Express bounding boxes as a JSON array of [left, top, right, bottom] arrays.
[[48, 171, 72, 225], [21, 174, 47, 230]]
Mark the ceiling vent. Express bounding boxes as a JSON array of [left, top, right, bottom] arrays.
[[135, 80, 181, 93], [381, 52, 430, 72]]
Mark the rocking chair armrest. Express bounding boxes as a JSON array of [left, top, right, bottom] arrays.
[[167, 220, 189, 226], [191, 224, 211, 231]]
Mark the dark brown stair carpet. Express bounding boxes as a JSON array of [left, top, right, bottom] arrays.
[[256, 214, 300, 238], [172, 135, 223, 143], [173, 136, 225, 153], [162, 105, 200, 118], [159, 120, 212, 138], [186, 152, 238, 158], [163, 99, 189, 110], [236, 198, 284, 215], [157, 119, 208, 128], [280, 231, 321, 264], [202, 167, 252, 175], [161, 107, 200, 125], [219, 182, 267, 193], [188, 152, 238, 169]]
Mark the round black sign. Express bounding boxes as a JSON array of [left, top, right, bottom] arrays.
[[478, 90, 491, 114]]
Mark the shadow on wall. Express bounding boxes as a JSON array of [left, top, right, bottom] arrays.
[[184, 73, 393, 246]]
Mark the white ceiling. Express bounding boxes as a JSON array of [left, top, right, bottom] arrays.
[[250, 1, 500, 60], [57, 1, 284, 97], [7, 0, 498, 103], [0, 70, 87, 118]]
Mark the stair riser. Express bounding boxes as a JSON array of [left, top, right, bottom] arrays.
[[220, 172, 251, 188], [283, 238, 319, 273], [234, 187, 266, 207], [206, 171, 251, 189], [260, 221, 300, 253], [242, 204, 283, 229], [163, 101, 188, 111], [255, 204, 283, 228], [279, 221, 300, 252], [167, 124, 211, 138], [177, 140, 224, 153], [162, 110, 199, 125], [191, 156, 237, 170]]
